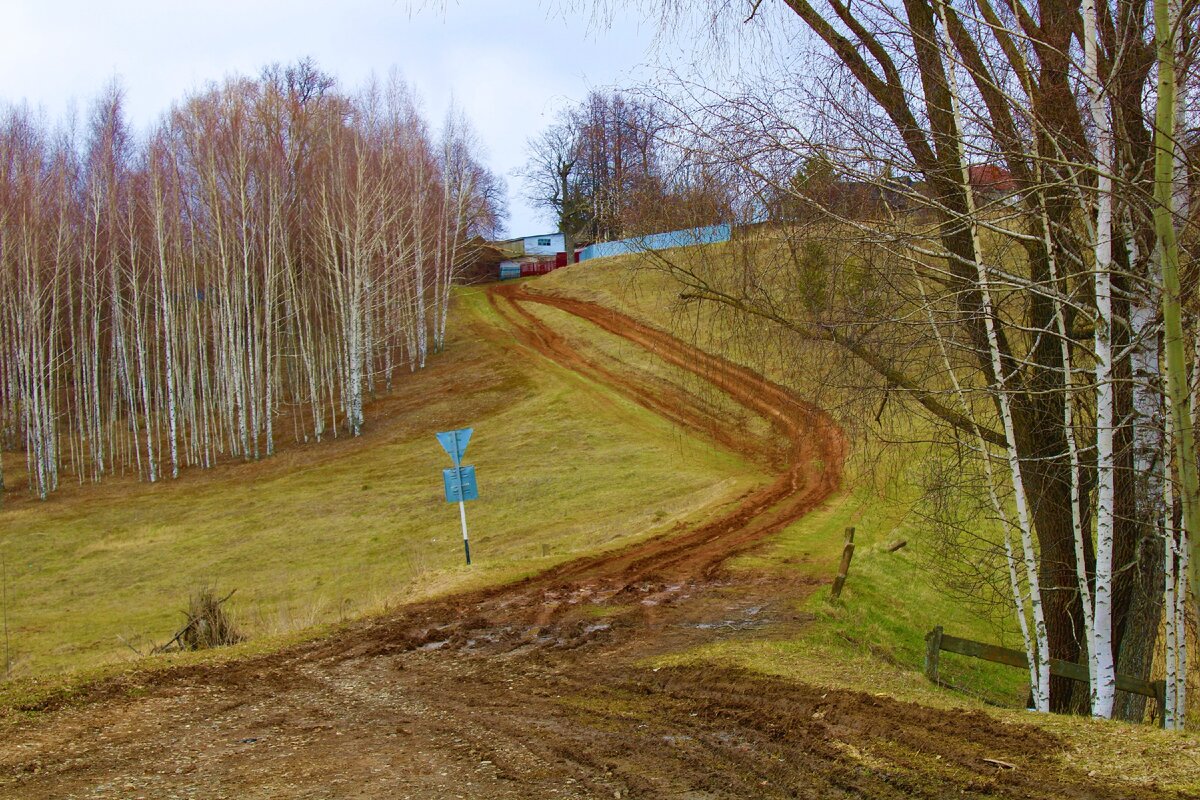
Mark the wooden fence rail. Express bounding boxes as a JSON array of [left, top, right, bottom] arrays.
[[924, 626, 1166, 727]]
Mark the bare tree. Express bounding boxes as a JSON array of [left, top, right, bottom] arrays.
[[592, 0, 1198, 718]]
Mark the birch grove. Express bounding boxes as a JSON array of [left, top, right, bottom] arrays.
[[609, 0, 1199, 720], [0, 63, 501, 499]]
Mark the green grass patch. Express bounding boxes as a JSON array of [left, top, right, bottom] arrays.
[[663, 474, 1029, 710], [0, 285, 766, 679]]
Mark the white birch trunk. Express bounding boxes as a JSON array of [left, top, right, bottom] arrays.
[[1164, 458, 1182, 729], [1083, 0, 1118, 718], [936, 1, 1050, 710], [153, 171, 180, 479], [1037, 199, 1098, 702], [1175, 526, 1188, 728], [912, 264, 1043, 698]]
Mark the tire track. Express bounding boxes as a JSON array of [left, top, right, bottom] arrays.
[[487, 281, 846, 587]]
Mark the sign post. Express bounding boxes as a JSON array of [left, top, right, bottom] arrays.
[[458, 498, 470, 565], [436, 428, 478, 565]]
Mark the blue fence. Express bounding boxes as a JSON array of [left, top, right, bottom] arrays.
[[578, 224, 731, 263]]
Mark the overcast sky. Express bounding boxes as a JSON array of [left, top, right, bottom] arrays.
[[0, 1, 673, 236]]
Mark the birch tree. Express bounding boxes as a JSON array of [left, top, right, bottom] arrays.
[[595, 0, 1198, 717]]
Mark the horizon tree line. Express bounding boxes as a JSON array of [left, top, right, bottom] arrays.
[[522, 88, 736, 257]]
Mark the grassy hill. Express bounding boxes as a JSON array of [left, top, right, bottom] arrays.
[[532, 243, 1200, 789], [0, 286, 766, 677], [1, 240, 1197, 795], [531, 251, 1029, 708]]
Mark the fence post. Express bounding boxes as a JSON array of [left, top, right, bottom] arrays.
[[830, 527, 856, 599], [925, 625, 944, 684], [1154, 680, 1167, 729]]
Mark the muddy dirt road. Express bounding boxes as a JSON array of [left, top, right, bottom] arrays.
[[0, 285, 1169, 799]]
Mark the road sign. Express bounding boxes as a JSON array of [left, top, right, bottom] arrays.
[[442, 465, 479, 503], [436, 427, 473, 466], [436, 428, 478, 566]]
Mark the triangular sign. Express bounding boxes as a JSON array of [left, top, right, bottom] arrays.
[[436, 427, 473, 464]]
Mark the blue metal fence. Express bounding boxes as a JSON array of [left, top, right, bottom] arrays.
[[578, 224, 731, 263]]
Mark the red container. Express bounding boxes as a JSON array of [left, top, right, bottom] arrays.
[[554, 251, 568, 268], [519, 260, 554, 277]]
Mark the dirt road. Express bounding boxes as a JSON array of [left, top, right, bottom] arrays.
[[0, 284, 1168, 799]]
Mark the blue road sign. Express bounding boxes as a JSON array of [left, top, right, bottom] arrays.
[[436, 428, 473, 466], [436, 427, 479, 565], [442, 465, 479, 503]]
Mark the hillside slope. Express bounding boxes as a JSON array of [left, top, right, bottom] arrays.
[[0, 287, 764, 677], [0, 269, 1195, 798]]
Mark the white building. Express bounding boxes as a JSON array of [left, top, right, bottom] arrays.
[[521, 232, 565, 256]]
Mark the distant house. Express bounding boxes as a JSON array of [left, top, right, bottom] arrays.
[[968, 164, 1018, 197], [521, 232, 565, 256], [491, 231, 577, 280], [494, 232, 566, 258]]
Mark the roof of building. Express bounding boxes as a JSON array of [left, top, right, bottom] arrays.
[[968, 164, 1018, 193], [494, 232, 562, 245]]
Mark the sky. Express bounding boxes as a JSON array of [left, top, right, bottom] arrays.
[[0, 1, 670, 236]]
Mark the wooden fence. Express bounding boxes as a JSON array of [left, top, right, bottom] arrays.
[[924, 626, 1166, 727]]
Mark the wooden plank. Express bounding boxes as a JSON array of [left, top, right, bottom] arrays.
[[1109, 671, 1162, 700], [934, 631, 1161, 700], [940, 634, 1029, 670], [1048, 657, 1093, 686]]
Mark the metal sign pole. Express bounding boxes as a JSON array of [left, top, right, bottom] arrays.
[[459, 499, 471, 565], [452, 430, 471, 565]]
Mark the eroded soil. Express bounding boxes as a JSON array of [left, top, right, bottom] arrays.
[[0, 284, 1169, 799]]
